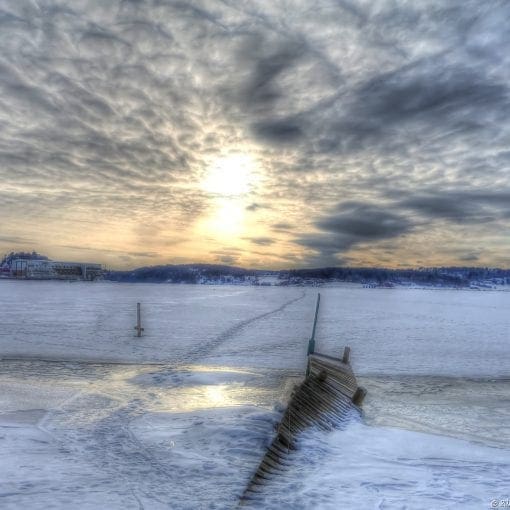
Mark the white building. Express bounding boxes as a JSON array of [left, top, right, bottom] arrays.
[[10, 259, 102, 281]]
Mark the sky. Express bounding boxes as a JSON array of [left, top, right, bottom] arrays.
[[1, 0, 510, 269]]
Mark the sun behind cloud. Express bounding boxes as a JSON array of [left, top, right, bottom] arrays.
[[201, 153, 258, 196], [195, 152, 261, 243]]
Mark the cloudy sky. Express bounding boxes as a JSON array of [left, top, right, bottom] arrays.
[[1, 0, 510, 269]]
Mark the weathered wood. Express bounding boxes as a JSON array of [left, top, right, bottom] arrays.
[[240, 347, 364, 505], [307, 293, 321, 356], [342, 345, 351, 364], [134, 302, 144, 337], [352, 386, 367, 406]]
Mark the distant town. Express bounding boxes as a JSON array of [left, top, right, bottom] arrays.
[[1, 251, 510, 289], [1, 252, 102, 281]]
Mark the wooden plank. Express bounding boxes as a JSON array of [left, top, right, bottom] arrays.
[[240, 347, 366, 505]]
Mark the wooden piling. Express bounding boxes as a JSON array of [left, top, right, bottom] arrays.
[[241, 348, 363, 505], [352, 386, 367, 406], [134, 302, 144, 337], [342, 345, 351, 364], [307, 293, 321, 356]]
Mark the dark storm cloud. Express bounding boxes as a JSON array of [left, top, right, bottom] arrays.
[[300, 189, 510, 262], [225, 0, 510, 181], [396, 191, 510, 224], [252, 119, 303, 144], [359, 65, 507, 124], [241, 39, 308, 110], [297, 202, 412, 258], [324, 67, 505, 156], [251, 57, 510, 154], [317, 202, 412, 239]]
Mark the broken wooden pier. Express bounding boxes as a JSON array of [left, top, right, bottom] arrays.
[[240, 293, 366, 504]]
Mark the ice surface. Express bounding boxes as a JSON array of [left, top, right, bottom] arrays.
[[0, 281, 509, 508], [360, 376, 510, 448], [0, 361, 293, 509], [1, 281, 509, 376], [0, 281, 308, 366], [251, 419, 510, 510]]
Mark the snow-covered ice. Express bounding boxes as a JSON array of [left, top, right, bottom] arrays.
[[0, 281, 509, 509], [0, 360, 293, 509], [2, 280, 508, 376], [251, 418, 510, 510]]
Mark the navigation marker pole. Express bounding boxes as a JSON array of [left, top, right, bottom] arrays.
[[135, 302, 144, 337]]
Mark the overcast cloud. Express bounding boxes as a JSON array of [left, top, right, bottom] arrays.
[[0, 0, 509, 268]]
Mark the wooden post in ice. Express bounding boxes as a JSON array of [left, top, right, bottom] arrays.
[[307, 293, 321, 356], [306, 293, 321, 376], [352, 387, 367, 406], [134, 302, 144, 337], [342, 346, 351, 364]]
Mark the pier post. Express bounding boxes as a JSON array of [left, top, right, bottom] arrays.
[[134, 302, 144, 337], [307, 293, 321, 356], [352, 387, 367, 406], [306, 293, 321, 376], [342, 346, 351, 364]]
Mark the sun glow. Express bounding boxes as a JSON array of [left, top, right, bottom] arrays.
[[195, 152, 261, 242], [202, 153, 257, 196]]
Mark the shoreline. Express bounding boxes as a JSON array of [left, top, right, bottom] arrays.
[[1, 277, 509, 291]]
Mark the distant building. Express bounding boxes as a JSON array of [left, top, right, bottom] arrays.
[[8, 259, 102, 281], [257, 273, 279, 286], [0, 265, 10, 278]]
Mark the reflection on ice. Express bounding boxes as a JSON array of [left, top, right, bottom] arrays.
[[128, 364, 296, 413], [0, 360, 294, 509]]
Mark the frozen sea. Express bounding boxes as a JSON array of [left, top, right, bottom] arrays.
[[0, 281, 509, 509]]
